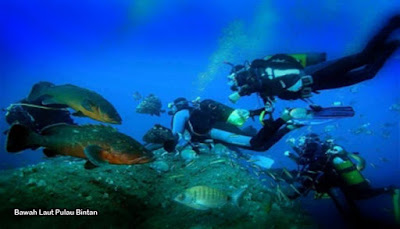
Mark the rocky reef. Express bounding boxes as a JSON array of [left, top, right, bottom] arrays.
[[0, 146, 315, 228]]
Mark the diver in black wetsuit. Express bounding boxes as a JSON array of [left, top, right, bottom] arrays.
[[227, 15, 400, 109], [3, 98, 75, 134], [283, 134, 399, 227], [164, 97, 301, 153]]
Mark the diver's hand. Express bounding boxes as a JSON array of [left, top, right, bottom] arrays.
[[284, 151, 291, 157], [228, 109, 249, 126], [237, 109, 250, 119], [286, 138, 296, 147], [280, 108, 292, 122], [264, 101, 275, 113], [229, 92, 241, 103], [176, 138, 189, 152]]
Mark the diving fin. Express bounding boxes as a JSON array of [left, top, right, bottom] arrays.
[[311, 106, 355, 118], [84, 145, 108, 167], [289, 106, 355, 126]]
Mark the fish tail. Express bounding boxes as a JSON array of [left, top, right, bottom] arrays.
[[231, 186, 247, 207], [27, 81, 54, 102], [6, 124, 42, 153]]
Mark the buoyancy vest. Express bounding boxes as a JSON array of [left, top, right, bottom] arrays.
[[251, 54, 313, 100], [187, 100, 235, 136]]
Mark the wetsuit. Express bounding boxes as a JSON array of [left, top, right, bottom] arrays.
[[169, 99, 292, 152], [4, 99, 75, 133], [287, 141, 396, 226], [232, 15, 400, 102]]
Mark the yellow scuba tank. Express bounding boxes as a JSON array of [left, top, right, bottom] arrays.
[[333, 156, 367, 186], [348, 153, 366, 171], [264, 52, 327, 68]]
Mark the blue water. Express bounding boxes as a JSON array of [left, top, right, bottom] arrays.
[[1, 1, 400, 228]]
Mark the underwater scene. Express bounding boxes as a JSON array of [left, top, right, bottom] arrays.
[[1, 1, 400, 228]]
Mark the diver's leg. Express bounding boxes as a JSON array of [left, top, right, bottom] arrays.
[[328, 188, 362, 227], [257, 126, 292, 151], [312, 15, 400, 90], [249, 118, 286, 149], [316, 41, 399, 89], [362, 14, 400, 59], [209, 128, 252, 147]]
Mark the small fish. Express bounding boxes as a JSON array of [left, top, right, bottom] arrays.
[[379, 157, 389, 163], [6, 124, 153, 168], [185, 160, 195, 168], [135, 94, 165, 116], [289, 184, 302, 195], [27, 82, 122, 124], [142, 124, 174, 144], [370, 163, 377, 169], [169, 174, 184, 179], [210, 159, 226, 165], [282, 168, 293, 179], [132, 91, 142, 101], [266, 170, 277, 180], [174, 185, 246, 210]]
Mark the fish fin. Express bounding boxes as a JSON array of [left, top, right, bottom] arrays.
[[27, 81, 54, 102], [84, 161, 98, 170], [40, 123, 72, 135], [82, 99, 94, 112], [84, 145, 108, 166], [41, 96, 60, 106], [43, 148, 57, 157], [72, 111, 86, 117], [6, 124, 41, 153], [231, 187, 247, 207]]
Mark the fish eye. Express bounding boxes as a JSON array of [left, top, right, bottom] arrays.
[[177, 194, 185, 201]]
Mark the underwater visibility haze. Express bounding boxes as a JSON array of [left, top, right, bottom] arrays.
[[0, 0, 400, 228]]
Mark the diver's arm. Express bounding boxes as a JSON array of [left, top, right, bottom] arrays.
[[209, 128, 252, 147], [172, 110, 190, 136], [284, 151, 301, 164]]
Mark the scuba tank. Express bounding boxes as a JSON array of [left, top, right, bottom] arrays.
[[333, 156, 367, 187], [264, 52, 327, 68]]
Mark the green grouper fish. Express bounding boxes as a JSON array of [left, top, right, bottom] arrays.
[[6, 124, 153, 168], [27, 81, 122, 124]]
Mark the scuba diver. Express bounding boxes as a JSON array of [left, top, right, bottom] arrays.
[[227, 15, 400, 112], [283, 134, 400, 227], [3, 98, 75, 134], [163, 97, 303, 153]]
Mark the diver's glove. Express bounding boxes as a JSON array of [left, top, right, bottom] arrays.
[[281, 108, 305, 130], [280, 108, 293, 122], [227, 109, 250, 126], [176, 135, 189, 151]]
